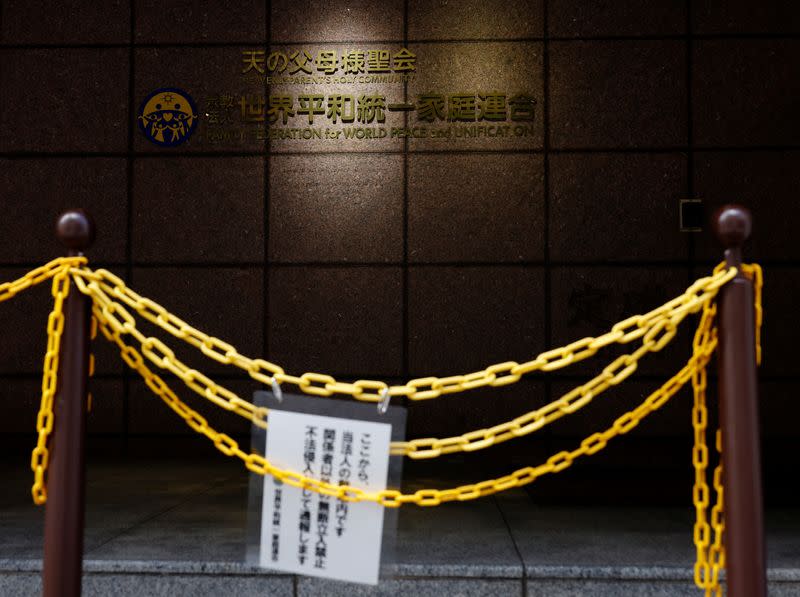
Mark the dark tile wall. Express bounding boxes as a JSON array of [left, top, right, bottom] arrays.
[[0, 1, 798, 504]]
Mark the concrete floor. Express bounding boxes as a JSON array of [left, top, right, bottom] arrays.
[[0, 459, 798, 596]]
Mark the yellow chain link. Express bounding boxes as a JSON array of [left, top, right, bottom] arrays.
[[71, 265, 736, 403], [78, 266, 736, 459], [0, 257, 86, 305], [91, 283, 719, 507], [30, 265, 75, 504], [693, 263, 762, 596]]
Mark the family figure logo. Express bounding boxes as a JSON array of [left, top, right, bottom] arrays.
[[138, 88, 198, 146]]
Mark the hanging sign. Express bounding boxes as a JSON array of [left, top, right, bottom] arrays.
[[260, 408, 392, 585]]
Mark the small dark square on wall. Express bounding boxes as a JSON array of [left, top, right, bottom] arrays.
[[680, 199, 704, 232]]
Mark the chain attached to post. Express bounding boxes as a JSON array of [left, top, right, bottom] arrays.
[[69, 265, 736, 403], [0, 257, 86, 305], [0, 256, 762, 597], [0, 257, 86, 504], [30, 267, 73, 504], [66, 266, 736, 459], [75, 265, 730, 509], [0, 260, 748, 509], [692, 263, 763, 596], [0, 199, 766, 597]]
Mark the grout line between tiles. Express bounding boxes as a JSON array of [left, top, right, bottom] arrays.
[[3, 32, 800, 50], [122, 0, 136, 456]]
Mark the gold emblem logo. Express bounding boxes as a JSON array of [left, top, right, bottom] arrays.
[[138, 88, 197, 146]]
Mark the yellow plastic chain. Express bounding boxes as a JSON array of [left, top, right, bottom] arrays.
[[73, 266, 736, 459], [6, 260, 751, 521], [692, 263, 763, 597], [69, 270, 269, 427], [30, 266, 73, 504], [0, 256, 86, 305], [73, 266, 732, 424], [0, 257, 760, 597], [90, 286, 719, 507], [70, 266, 736, 403], [741, 263, 763, 366], [0, 257, 85, 504]]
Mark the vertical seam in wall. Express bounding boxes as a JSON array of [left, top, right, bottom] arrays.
[[0, 2, 4, 161], [542, 0, 553, 462], [123, 0, 136, 455], [686, 0, 695, 285], [264, 2, 271, 362], [402, 0, 410, 396]]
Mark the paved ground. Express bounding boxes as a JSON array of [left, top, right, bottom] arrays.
[[0, 459, 798, 596]]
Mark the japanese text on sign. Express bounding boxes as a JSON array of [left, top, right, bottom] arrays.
[[260, 410, 392, 585], [242, 47, 416, 83], [226, 92, 535, 125]]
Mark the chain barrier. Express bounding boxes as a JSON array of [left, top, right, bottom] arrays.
[[0, 258, 763, 597], [65, 266, 737, 459], [4, 262, 743, 500], [74, 263, 731, 507], [69, 266, 736, 402], [96, 297, 717, 507]]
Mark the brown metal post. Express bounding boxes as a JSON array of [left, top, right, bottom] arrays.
[[713, 205, 766, 597], [43, 210, 95, 597]]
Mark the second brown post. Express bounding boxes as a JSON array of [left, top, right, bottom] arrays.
[[42, 210, 95, 597], [713, 205, 767, 597]]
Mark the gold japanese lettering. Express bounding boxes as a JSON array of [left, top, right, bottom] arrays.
[[392, 48, 416, 72], [240, 94, 266, 123], [366, 50, 391, 73], [327, 95, 356, 123], [342, 50, 366, 74], [478, 92, 507, 121], [448, 94, 477, 121], [268, 95, 295, 125], [315, 50, 338, 74], [357, 95, 386, 124], [267, 52, 289, 73], [297, 94, 326, 123], [509, 94, 537, 121], [287, 50, 314, 75], [242, 50, 266, 74], [416, 94, 446, 122]]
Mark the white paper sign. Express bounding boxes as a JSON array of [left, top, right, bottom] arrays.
[[260, 409, 392, 585]]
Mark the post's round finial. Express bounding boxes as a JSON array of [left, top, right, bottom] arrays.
[[713, 204, 751, 249], [56, 209, 96, 251]]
